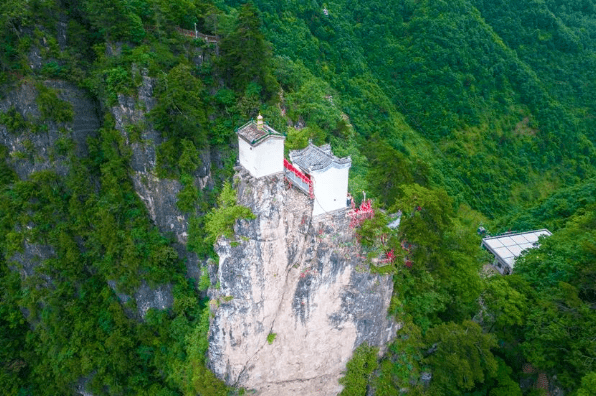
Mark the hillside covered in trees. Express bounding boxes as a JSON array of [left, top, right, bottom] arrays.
[[1, 0, 595, 395]]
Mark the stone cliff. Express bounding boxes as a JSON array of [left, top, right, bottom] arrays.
[[0, 79, 100, 294], [110, 71, 213, 287], [0, 80, 100, 180], [0, 73, 213, 320], [208, 168, 399, 395]]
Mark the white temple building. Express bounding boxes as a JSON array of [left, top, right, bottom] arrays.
[[236, 115, 285, 178], [289, 143, 351, 216], [236, 117, 351, 217]]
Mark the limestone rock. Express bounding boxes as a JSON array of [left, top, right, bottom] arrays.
[[107, 280, 174, 320], [208, 169, 399, 395]]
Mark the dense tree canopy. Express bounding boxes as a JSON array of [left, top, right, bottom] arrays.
[[219, 3, 278, 97]]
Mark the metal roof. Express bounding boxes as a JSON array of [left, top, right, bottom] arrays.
[[236, 120, 284, 146], [288, 142, 351, 173], [481, 229, 551, 269]]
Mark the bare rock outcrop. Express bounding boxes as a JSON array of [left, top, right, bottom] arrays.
[[208, 169, 399, 395]]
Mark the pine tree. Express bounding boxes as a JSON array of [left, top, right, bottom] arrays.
[[219, 3, 277, 97]]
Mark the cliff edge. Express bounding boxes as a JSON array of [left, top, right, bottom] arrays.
[[208, 168, 399, 395]]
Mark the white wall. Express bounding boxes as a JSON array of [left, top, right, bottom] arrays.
[[238, 137, 284, 178], [253, 138, 284, 178], [311, 166, 349, 216], [239, 138, 257, 175]]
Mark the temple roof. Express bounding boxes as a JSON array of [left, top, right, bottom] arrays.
[[236, 120, 284, 146], [289, 142, 351, 173]]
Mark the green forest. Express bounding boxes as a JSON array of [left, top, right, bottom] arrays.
[[1, 0, 595, 395]]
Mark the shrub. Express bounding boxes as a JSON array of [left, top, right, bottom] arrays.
[[267, 332, 276, 344], [35, 84, 74, 123], [204, 182, 255, 245], [0, 106, 29, 133], [339, 343, 379, 396], [41, 61, 65, 78], [176, 182, 199, 213], [104, 66, 131, 105], [149, 64, 208, 146], [198, 268, 210, 291]]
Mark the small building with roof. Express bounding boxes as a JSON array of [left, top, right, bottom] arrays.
[[236, 115, 285, 178], [481, 229, 552, 274], [288, 142, 351, 216]]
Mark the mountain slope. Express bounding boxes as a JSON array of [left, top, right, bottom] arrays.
[[232, 0, 596, 216]]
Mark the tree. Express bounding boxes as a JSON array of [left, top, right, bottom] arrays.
[[424, 320, 498, 395], [364, 137, 414, 207], [521, 283, 596, 389], [219, 3, 278, 97], [482, 276, 528, 332], [204, 182, 255, 245], [372, 321, 425, 396], [514, 206, 596, 389], [339, 343, 379, 396], [577, 372, 596, 396], [150, 64, 208, 147], [487, 358, 522, 396], [396, 185, 453, 256], [393, 185, 483, 325], [82, 0, 144, 42]]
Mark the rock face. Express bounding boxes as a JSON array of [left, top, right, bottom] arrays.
[[110, 72, 211, 285], [1, 80, 100, 280], [0, 72, 213, 314], [107, 280, 174, 320], [208, 168, 399, 396], [0, 80, 100, 180]]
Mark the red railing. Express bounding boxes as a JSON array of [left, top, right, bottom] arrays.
[[283, 159, 314, 198]]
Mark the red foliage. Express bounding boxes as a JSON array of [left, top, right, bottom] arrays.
[[347, 199, 374, 228], [378, 249, 396, 264]]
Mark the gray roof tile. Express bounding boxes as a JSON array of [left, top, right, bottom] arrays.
[[237, 121, 284, 146], [289, 142, 351, 172]]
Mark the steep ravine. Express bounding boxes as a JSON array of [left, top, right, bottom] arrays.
[[208, 168, 399, 395]]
